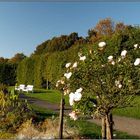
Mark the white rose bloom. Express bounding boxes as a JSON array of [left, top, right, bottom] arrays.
[[79, 56, 86, 61], [64, 72, 72, 79], [134, 44, 138, 48], [121, 50, 127, 57], [69, 111, 77, 121], [69, 92, 75, 106], [134, 58, 140, 66], [115, 80, 120, 86], [108, 55, 113, 60], [73, 62, 78, 68], [74, 92, 82, 101], [65, 63, 71, 68], [118, 84, 122, 88], [98, 42, 106, 48], [76, 87, 83, 93], [108, 55, 113, 61], [111, 61, 115, 65]]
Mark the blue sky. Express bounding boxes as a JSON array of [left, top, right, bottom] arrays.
[[0, 2, 140, 58]]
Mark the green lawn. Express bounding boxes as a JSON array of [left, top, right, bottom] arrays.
[[113, 96, 140, 119], [24, 89, 69, 106]]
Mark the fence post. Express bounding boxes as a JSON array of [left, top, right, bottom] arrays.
[[59, 92, 65, 139]]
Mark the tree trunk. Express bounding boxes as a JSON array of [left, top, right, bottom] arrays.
[[46, 79, 48, 90], [110, 113, 113, 138], [105, 113, 113, 140], [101, 117, 106, 139], [58, 93, 65, 139]]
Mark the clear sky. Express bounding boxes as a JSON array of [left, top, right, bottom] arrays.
[[0, 2, 140, 58]]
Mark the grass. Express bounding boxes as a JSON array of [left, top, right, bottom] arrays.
[[24, 89, 69, 106], [29, 104, 58, 122], [113, 96, 140, 119]]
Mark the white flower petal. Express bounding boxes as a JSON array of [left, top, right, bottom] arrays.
[[98, 42, 106, 48], [76, 87, 83, 93], [134, 44, 138, 48], [115, 80, 120, 86], [111, 61, 115, 65], [65, 63, 71, 68], [121, 50, 127, 57], [73, 62, 78, 68], [79, 56, 86, 61], [64, 72, 72, 79], [69, 92, 75, 106], [74, 92, 82, 101], [134, 58, 140, 66], [118, 84, 122, 88], [108, 55, 113, 61], [69, 111, 77, 121]]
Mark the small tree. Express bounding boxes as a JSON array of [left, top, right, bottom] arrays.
[[56, 41, 140, 139]]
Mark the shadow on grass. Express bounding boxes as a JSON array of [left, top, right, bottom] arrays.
[[33, 89, 57, 94], [30, 104, 58, 122]]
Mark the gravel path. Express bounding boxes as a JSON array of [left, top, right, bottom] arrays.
[[20, 94, 140, 137], [89, 116, 140, 137]]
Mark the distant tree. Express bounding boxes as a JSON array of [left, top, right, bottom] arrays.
[[34, 40, 49, 55], [94, 18, 114, 37], [8, 53, 26, 64], [88, 18, 127, 43], [115, 22, 127, 33], [33, 33, 79, 55], [0, 57, 8, 63]]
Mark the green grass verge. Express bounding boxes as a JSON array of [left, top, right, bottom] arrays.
[[30, 104, 58, 121], [24, 89, 69, 106], [113, 96, 140, 119]]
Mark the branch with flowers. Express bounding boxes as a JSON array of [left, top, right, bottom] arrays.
[[56, 41, 140, 139]]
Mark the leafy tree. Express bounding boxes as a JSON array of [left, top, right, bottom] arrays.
[[88, 18, 127, 43], [0, 57, 8, 63], [0, 63, 17, 85], [34, 32, 79, 55], [56, 40, 140, 139], [8, 53, 26, 64]]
